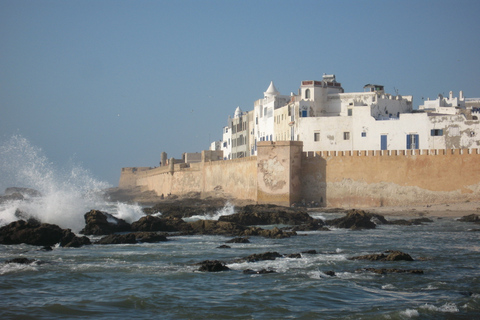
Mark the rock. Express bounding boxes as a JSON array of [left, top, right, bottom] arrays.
[[226, 237, 250, 243], [325, 210, 385, 230], [242, 226, 296, 239], [291, 221, 330, 231], [388, 218, 434, 225], [237, 251, 282, 263], [243, 268, 276, 274], [285, 253, 302, 259], [359, 268, 423, 275], [134, 232, 168, 243], [95, 233, 137, 245], [302, 250, 318, 254], [0, 220, 64, 246], [95, 232, 168, 244], [324, 271, 336, 277], [143, 198, 228, 218], [60, 229, 91, 248], [188, 220, 247, 236], [131, 215, 190, 232], [5, 257, 37, 265], [197, 260, 230, 272], [349, 250, 414, 261], [217, 245, 231, 249], [458, 214, 480, 224], [80, 210, 131, 235], [219, 204, 318, 226]]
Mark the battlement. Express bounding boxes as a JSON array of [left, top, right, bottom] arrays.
[[303, 148, 480, 158]]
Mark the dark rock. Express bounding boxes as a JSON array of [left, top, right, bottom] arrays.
[[5, 257, 37, 265], [144, 198, 228, 218], [291, 221, 330, 231], [243, 268, 276, 274], [325, 210, 385, 230], [197, 260, 230, 272], [242, 226, 296, 239], [0, 220, 64, 246], [219, 204, 318, 226], [285, 253, 302, 259], [95, 233, 137, 245], [80, 210, 131, 235], [134, 232, 168, 243], [458, 214, 480, 224], [388, 217, 434, 225], [237, 251, 282, 263], [60, 229, 91, 248], [349, 250, 414, 261], [324, 271, 336, 277], [188, 220, 247, 236], [40, 246, 53, 251], [131, 215, 190, 232], [217, 245, 231, 249], [226, 237, 250, 243], [302, 250, 318, 254], [359, 268, 423, 275]]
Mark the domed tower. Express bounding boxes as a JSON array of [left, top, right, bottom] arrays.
[[264, 81, 280, 98]]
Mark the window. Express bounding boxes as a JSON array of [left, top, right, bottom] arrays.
[[344, 132, 350, 140], [431, 129, 443, 136], [305, 89, 310, 99], [406, 134, 419, 149], [314, 132, 320, 141], [361, 132, 367, 137], [348, 109, 353, 116]]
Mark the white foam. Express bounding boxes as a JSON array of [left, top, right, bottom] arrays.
[[400, 309, 419, 317], [182, 202, 234, 222], [420, 302, 459, 313]]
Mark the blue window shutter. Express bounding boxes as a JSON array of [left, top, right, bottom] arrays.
[[406, 134, 411, 149], [415, 134, 419, 149]]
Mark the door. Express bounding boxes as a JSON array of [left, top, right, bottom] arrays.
[[381, 135, 387, 150]]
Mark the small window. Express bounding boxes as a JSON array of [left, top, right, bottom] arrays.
[[305, 89, 310, 99], [344, 132, 350, 140], [348, 109, 353, 116], [361, 132, 367, 137], [430, 129, 443, 136], [314, 132, 320, 141]]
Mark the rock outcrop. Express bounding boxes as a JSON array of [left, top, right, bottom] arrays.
[[95, 232, 168, 245], [219, 204, 317, 226], [0, 220, 90, 247], [349, 250, 414, 261], [197, 260, 230, 272], [458, 214, 480, 224], [325, 209, 387, 230], [80, 210, 131, 235]]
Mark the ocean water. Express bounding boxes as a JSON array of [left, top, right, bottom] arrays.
[[1, 136, 480, 319]]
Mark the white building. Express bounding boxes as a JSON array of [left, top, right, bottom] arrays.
[[212, 74, 480, 159]]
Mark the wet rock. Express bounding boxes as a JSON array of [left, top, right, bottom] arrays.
[[359, 268, 423, 275], [324, 271, 336, 277], [302, 250, 318, 254], [95, 232, 167, 244], [243, 268, 276, 274], [131, 215, 190, 232], [236, 251, 282, 263], [458, 214, 480, 224], [5, 257, 37, 265], [242, 226, 296, 239], [349, 250, 414, 261], [285, 253, 302, 259], [291, 221, 330, 232], [188, 220, 247, 236], [81, 210, 131, 235], [325, 210, 386, 230], [197, 260, 230, 272], [95, 233, 137, 245], [217, 245, 231, 249], [143, 198, 228, 218], [219, 204, 318, 226], [134, 232, 168, 243], [60, 229, 91, 248], [0, 220, 64, 246], [226, 237, 250, 243], [388, 218, 434, 225]]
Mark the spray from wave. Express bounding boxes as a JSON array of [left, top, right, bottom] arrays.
[[0, 135, 144, 232]]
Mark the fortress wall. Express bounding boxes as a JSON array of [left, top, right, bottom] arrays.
[[203, 156, 258, 200], [302, 148, 480, 207]]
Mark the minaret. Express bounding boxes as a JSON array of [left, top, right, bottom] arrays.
[[264, 81, 280, 98]]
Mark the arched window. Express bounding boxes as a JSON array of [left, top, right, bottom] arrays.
[[305, 89, 310, 99]]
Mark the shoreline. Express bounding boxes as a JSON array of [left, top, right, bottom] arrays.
[[360, 201, 480, 218]]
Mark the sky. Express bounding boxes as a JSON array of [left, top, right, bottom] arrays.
[[1, 0, 479, 187]]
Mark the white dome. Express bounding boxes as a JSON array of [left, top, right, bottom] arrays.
[[264, 81, 280, 97], [234, 106, 243, 118]]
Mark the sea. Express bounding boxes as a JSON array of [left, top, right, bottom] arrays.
[[1, 136, 479, 319]]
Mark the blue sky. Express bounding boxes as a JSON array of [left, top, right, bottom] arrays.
[[1, 0, 479, 186]]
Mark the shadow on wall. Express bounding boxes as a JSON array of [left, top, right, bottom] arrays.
[[300, 155, 327, 207]]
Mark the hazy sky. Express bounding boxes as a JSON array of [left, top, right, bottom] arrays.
[[1, 0, 479, 187]]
